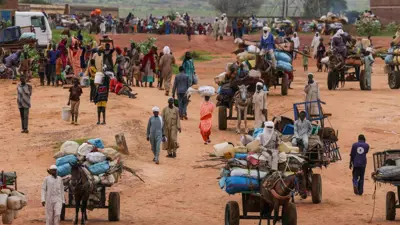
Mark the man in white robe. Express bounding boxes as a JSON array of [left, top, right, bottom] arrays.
[[292, 111, 313, 152], [260, 121, 280, 171], [41, 165, 65, 225], [304, 73, 320, 116], [253, 82, 267, 128], [311, 32, 320, 58]]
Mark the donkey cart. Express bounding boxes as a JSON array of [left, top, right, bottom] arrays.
[[225, 192, 297, 225], [61, 184, 120, 222], [0, 171, 17, 191], [372, 150, 400, 221]]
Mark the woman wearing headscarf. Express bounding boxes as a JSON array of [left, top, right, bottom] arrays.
[[140, 46, 156, 87], [159, 46, 176, 96], [199, 95, 215, 145], [260, 121, 281, 171], [68, 38, 82, 75], [311, 32, 320, 58], [316, 38, 326, 72], [182, 51, 195, 86], [331, 29, 347, 59]]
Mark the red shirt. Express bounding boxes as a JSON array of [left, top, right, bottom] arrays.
[[109, 78, 117, 92], [115, 82, 124, 94]]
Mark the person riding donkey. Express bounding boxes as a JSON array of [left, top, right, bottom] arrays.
[[259, 26, 276, 69]]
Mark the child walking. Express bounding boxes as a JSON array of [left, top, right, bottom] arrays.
[[87, 59, 97, 102], [38, 52, 48, 86], [68, 78, 83, 125], [303, 45, 310, 72], [55, 53, 63, 86], [94, 74, 110, 125]]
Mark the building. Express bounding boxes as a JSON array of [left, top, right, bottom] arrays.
[[17, 4, 119, 17], [370, 0, 400, 24], [0, 0, 19, 21]]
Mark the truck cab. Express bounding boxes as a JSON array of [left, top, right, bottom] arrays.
[[15, 11, 52, 48]]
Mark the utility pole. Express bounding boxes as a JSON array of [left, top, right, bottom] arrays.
[[282, 0, 286, 19]]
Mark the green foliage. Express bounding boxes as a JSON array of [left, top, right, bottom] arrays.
[[51, 29, 93, 46], [172, 64, 179, 74], [180, 50, 214, 62], [386, 22, 398, 34], [133, 37, 157, 54], [19, 0, 50, 4], [22, 44, 39, 76], [303, 0, 348, 17], [167, 10, 176, 21], [355, 20, 381, 36]]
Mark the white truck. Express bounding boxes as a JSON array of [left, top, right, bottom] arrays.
[[14, 11, 52, 48]]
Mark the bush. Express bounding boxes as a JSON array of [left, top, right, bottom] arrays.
[[386, 22, 398, 34], [180, 50, 214, 62], [356, 19, 381, 36]]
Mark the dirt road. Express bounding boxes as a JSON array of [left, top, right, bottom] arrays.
[[1, 33, 398, 225]]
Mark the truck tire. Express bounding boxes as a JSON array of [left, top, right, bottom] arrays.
[[281, 73, 288, 96], [386, 191, 396, 221], [225, 201, 240, 225], [389, 71, 400, 89], [311, 174, 322, 204], [108, 192, 120, 221], [218, 106, 227, 130]]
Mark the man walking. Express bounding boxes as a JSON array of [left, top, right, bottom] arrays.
[[41, 165, 65, 225], [253, 82, 267, 128], [292, 111, 312, 152], [147, 106, 165, 164], [68, 78, 83, 125], [304, 73, 320, 116], [350, 134, 369, 195], [159, 46, 175, 96], [172, 66, 190, 120], [162, 98, 181, 158], [17, 76, 32, 133], [363, 47, 374, 90]]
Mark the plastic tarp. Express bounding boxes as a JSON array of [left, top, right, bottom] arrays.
[[230, 167, 267, 179], [57, 163, 72, 177], [225, 176, 260, 194], [88, 161, 110, 175], [87, 138, 105, 149]]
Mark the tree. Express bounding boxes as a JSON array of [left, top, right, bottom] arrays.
[[208, 0, 264, 17], [302, 0, 348, 17]]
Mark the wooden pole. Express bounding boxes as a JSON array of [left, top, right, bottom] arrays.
[[115, 133, 129, 155]]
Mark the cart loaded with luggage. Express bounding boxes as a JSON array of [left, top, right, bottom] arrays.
[[0, 171, 27, 224], [215, 100, 341, 225]]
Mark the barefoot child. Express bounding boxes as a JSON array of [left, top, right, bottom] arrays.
[[94, 74, 110, 125], [68, 78, 83, 125], [55, 53, 63, 86], [303, 45, 310, 72]]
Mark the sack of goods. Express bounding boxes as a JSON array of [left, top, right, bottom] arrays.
[[198, 86, 216, 97], [276, 60, 293, 72], [237, 51, 256, 62], [0, 190, 27, 224], [249, 70, 261, 78], [224, 176, 260, 194], [247, 45, 260, 54], [19, 32, 36, 40], [275, 51, 292, 63], [53, 138, 123, 187]]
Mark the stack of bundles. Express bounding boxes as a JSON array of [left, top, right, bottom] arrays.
[[386, 48, 400, 65], [188, 86, 216, 97], [275, 50, 293, 72], [345, 55, 362, 66], [0, 189, 27, 224], [53, 138, 122, 187], [19, 33, 36, 40], [216, 134, 304, 195], [319, 12, 348, 24]]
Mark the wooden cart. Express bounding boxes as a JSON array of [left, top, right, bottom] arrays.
[[0, 171, 17, 191]]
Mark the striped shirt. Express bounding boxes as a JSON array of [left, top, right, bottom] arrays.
[[17, 83, 32, 108]]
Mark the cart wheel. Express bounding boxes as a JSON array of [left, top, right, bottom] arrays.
[[327, 71, 336, 90], [386, 191, 396, 221], [311, 174, 322, 204], [225, 201, 240, 225], [359, 70, 366, 90], [388, 71, 400, 89], [108, 192, 120, 221], [282, 202, 297, 225], [218, 106, 227, 130], [281, 73, 288, 96], [60, 203, 66, 221]]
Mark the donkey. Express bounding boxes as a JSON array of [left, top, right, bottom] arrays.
[[234, 84, 252, 134], [260, 172, 307, 225], [70, 164, 94, 225]]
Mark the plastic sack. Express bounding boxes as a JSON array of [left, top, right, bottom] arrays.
[[241, 135, 254, 146], [87, 138, 105, 149], [234, 146, 248, 153], [88, 161, 110, 175], [247, 45, 260, 54], [246, 140, 260, 153], [101, 174, 116, 186], [385, 54, 394, 64], [77, 143, 95, 156], [225, 176, 260, 194], [10, 191, 27, 208], [7, 196, 22, 210], [93, 175, 101, 184], [53, 151, 65, 159], [56, 155, 78, 167], [19, 32, 36, 40], [0, 194, 7, 214], [86, 152, 107, 164], [57, 163, 72, 177], [321, 56, 329, 64], [0, 189, 11, 195], [198, 86, 215, 97], [60, 141, 79, 155], [98, 148, 120, 160], [230, 168, 267, 179], [252, 128, 264, 139], [2, 209, 14, 224], [275, 51, 292, 63], [249, 70, 261, 78], [276, 61, 293, 72]]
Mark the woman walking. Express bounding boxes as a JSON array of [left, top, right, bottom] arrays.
[[182, 51, 195, 86], [141, 46, 156, 87], [199, 96, 215, 145]]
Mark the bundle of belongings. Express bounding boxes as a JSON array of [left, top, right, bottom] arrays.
[[216, 128, 307, 195], [0, 186, 27, 224], [0, 64, 13, 79], [319, 12, 348, 24], [373, 151, 400, 182], [53, 138, 122, 189]]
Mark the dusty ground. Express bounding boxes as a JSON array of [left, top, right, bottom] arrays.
[[1, 33, 399, 225]]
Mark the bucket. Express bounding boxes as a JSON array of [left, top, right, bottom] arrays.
[[62, 107, 71, 121], [94, 72, 104, 85], [81, 76, 89, 87]]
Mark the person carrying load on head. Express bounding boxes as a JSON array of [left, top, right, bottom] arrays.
[[260, 121, 281, 171], [292, 111, 312, 153], [259, 26, 276, 68], [253, 82, 267, 128], [41, 165, 65, 225], [331, 29, 347, 59]]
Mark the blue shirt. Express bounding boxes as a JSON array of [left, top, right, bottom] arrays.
[[350, 141, 369, 167], [232, 20, 238, 29], [172, 72, 190, 94], [260, 34, 275, 51], [48, 50, 59, 65]]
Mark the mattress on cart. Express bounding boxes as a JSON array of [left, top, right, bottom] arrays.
[[375, 166, 400, 180]]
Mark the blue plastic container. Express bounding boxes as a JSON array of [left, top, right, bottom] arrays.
[[282, 124, 295, 135], [234, 153, 248, 160], [88, 161, 110, 175], [225, 176, 259, 194], [57, 163, 72, 177], [56, 155, 78, 167]]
